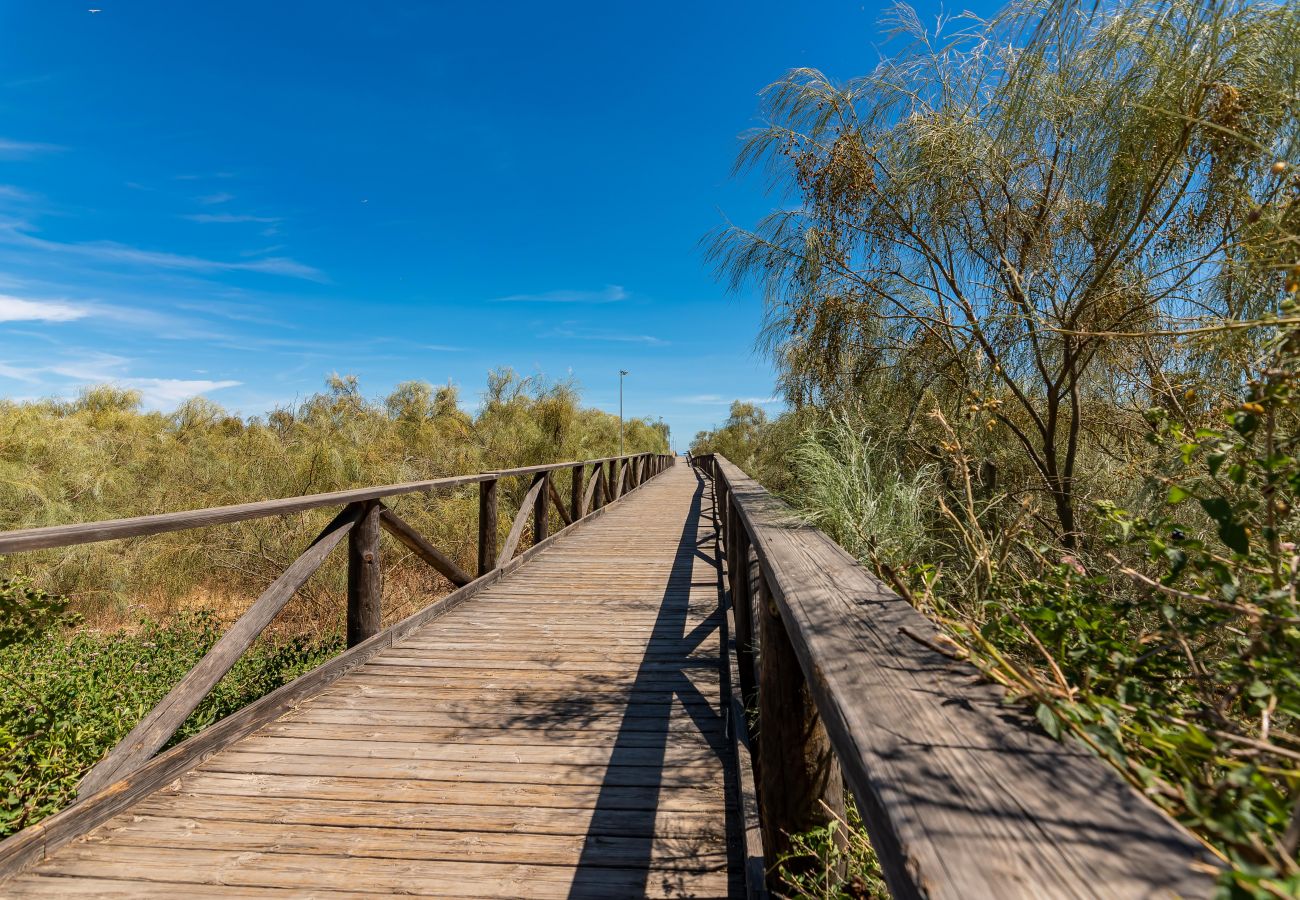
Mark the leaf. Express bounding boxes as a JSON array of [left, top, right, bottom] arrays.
[[1248, 680, 1271, 698], [1220, 521, 1249, 555], [1035, 703, 1062, 740], [1167, 485, 1191, 504]]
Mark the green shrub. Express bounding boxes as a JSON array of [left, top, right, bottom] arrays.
[[0, 612, 340, 838]]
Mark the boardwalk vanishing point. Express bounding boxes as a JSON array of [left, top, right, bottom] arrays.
[[0, 454, 1222, 898]]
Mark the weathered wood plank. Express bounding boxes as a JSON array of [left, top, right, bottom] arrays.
[[20, 845, 731, 899], [129, 792, 727, 839]]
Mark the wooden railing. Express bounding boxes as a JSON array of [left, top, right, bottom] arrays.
[[0, 452, 674, 799], [696, 453, 1218, 900]]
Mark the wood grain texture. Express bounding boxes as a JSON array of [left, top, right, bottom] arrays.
[[1, 460, 735, 898], [709, 455, 1217, 900]]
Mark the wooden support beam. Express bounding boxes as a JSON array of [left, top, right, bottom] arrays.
[[477, 478, 498, 576], [347, 500, 383, 648], [500, 474, 547, 565], [756, 570, 847, 887], [584, 464, 605, 514], [729, 505, 757, 712], [378, 506, 472, 587], [547, 475, 573, 527], [533, 471, 551, 544], [77, 503, 363, 797], [569, 464, 583, 524]]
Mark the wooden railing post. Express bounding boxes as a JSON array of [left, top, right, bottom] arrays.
[[756, 570, 846, 885], [594, 465, 606, 510], [347, 499, 383, 647], [533, 471, 550, 544], [729, 504, 757, 712], [478, 478, 498, 575], [570, 464, 584, 522]]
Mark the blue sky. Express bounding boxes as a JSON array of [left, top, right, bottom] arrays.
[[0, 1, 982, 449]]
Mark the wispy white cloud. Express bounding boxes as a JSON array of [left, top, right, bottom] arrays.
[[183, 213, 281, 224], [197, 192, 235, 205], [491, 285, 628, 304], [0, 225, 327, 282], [675, 394, 781, 405], [0, 185, 37, 202], [548, 326, 666, 346], [0, 294, 88, 323], [0, 137, 63, 158], [0, 361, 40, 382], [119, 377, 241, 408]]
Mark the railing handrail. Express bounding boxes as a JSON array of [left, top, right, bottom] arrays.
[[699, 452, 1216, 900], [0, 452, 661, 554]]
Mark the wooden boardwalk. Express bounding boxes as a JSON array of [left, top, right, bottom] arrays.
[[6, 465, 741, 898]]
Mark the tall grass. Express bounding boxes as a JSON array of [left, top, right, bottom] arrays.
[[787, 411, 937, 565]]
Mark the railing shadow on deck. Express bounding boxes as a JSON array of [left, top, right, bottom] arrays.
[[474, 469, 740, 898]]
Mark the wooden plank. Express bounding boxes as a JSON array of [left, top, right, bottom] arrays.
[[5, 876, 373, 898], [288, 694, 721, 721], [226, 735, 721, 767], [259, 720, 724, 750], [90, 816, 732, 870], [171, 770, 729, 811], [569, 463, 584, 524], [22, 844, 732, 899], [583, 464, 604, 514], [77, 503, 363, 798], [282, 707, 723, 734], [379, 506, 472, 586], [128, 793, 727, 839], [533, 471, 551, 543], [712, 455, 1217, 899], [197, 751, 720, 787]]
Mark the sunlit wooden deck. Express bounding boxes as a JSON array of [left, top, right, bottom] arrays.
[[6, 465, 741, 898]]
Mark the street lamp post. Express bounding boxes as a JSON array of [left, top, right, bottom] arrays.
[[619, 370, 628, 456]]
